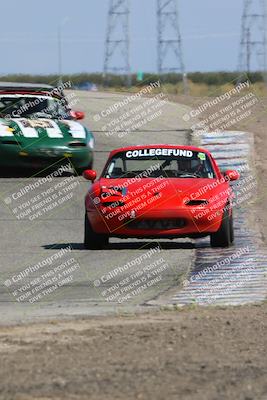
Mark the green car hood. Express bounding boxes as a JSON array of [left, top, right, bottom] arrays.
[[0, 118, 90, 149]]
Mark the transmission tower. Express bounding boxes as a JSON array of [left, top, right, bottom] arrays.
[[238, 0, 267, 73], [104, 0, 131, 86], [157, 0, 185, 75]]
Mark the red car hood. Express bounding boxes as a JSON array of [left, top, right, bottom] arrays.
[[96, 177, 230, 208]]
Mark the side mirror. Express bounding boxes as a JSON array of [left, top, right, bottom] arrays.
[[83, 169, 97, 182], [223, 169, 240, 181], [71, 110, 85, 120]]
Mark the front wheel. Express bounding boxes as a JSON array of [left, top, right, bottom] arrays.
[[210, 209, 233, 248], [84, 214, 109, 250]]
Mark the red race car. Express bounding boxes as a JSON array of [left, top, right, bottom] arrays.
[[83, 145, 240, 249]]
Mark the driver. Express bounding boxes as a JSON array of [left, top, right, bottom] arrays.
[[19, 99, 49, 118], [178, 158, 192, 173], [191, 159, 204, 174]]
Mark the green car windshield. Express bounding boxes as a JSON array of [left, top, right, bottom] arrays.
[[0, 95, 70, 120]]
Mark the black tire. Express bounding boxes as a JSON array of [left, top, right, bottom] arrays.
[[84, 214, 108, 250], [229, 210, 234, 243], [210, 209, 232, 248]]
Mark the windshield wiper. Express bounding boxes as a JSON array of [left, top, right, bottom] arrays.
[[177, 172, 202, 178], [29, 112, 54, 119]]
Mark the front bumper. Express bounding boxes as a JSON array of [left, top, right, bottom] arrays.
[[0, 145, 93, 170], [87, 206, 223, 237]]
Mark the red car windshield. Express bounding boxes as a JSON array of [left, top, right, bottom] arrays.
[[103, 149, 216, 179]]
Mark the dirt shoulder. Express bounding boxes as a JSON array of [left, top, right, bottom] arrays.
[[1, 303, 266, 400]]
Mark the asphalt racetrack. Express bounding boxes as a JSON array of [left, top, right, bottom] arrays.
[[0, 91, 196, 324]]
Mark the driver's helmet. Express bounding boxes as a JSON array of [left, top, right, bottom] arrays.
[[178, 158, 192, 172], [191, 159, 203, 173], [20, 99, 49, 118]]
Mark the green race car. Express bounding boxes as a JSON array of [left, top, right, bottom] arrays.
[[0, 82, 94, 173]]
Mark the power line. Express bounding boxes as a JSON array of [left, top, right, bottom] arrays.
[[157, 0, 185, 75], [103, 0, 131, 86], [238, 0, 267, 73]]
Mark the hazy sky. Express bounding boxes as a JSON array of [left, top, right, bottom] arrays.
[[0, 0, 246, 74]]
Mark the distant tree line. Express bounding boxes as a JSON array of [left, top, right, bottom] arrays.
[[0, 72, 264, 88]]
